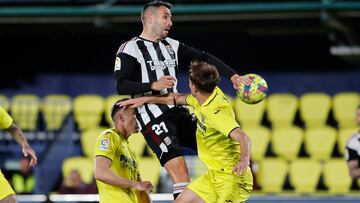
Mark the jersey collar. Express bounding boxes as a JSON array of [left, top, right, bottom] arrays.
[[202, 86, 219, 107]]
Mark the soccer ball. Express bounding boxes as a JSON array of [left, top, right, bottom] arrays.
[[237, 73, 268, 104]]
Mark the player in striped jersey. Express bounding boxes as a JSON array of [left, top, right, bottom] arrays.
[[118, 61, 253, 202], [345, 105, 360, 179], [114, 1, 251, 199], [0, 106, 37, 203]]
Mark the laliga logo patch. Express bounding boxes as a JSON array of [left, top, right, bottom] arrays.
[[114, 57, 121, 71], [100, 138, 110, 151]]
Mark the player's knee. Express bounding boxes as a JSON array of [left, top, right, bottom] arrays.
[[1, 194, 18, 203]]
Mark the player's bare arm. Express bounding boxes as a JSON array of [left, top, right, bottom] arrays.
[[229, 128, 251, 176], [230, 74, 252, 90], [347, 159, 360, 179], [7, 123, 37, 167], [118, 93, 187, 109], [95, 156, 154, 192], [135, 175, 152, 203]]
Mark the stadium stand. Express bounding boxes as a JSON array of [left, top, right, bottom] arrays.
[[333, 92, 360, 129], [267, 93, 298, 129], [323, 159, 352, 194], [10, 94, 40, 131], [258, 158, 288, 193], [272, 126, 304, 161], [300, 93, 332, 129], [243, 127, 271, 162], [304, 126, 337, 161], [73, 94, 104, 131], [233, 97, 266, 129], [0, 95, 9, 111], [289, 158, 322, 194], [42, 94, 72, 131]]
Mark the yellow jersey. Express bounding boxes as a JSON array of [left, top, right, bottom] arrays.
[[0, 106, 13, 130], [186, 86, 241, 174], [94, 128, 140, 203]]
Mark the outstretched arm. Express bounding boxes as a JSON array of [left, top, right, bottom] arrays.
[[95, 156, 154, 192], [229, 128, 251, 176], [178, 43, 251, 90], [118, 93, 188, 109], [7, 123, 37, 167]]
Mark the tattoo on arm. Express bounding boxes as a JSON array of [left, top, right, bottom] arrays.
[[8, 123, 28, 147]]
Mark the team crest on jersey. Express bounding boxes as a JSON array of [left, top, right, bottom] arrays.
[[114, 57, 121, 71], [99, 138, 110, 151], [165, 45, 175, 56]]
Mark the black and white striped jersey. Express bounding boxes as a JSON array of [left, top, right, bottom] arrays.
[[345, 131, 360, 162], [114, 36, 237, 129]]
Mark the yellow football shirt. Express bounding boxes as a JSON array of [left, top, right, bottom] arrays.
[[186, 86, 241, 174], [94, 128, 140, 203], [0, 106, 13, 130]]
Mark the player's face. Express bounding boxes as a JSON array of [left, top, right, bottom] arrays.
[[123, 108, 139, 134], [152, 6, 172, 39], [356, 108, 360, 125]]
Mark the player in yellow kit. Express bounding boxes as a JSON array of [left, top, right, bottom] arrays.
[[0, 106, 37, 203], [94, 99, 153, 203], [119, 61, 253, 202]]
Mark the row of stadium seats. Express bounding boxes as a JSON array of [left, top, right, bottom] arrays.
[[247, 126, 358, 161], [257, 158, 352, 194], [0, 94, 130, 131], [1, 92, 358, 132], [234, 92, 359, 129]]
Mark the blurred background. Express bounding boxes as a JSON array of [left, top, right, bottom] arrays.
[[0, 0, 360, 202]]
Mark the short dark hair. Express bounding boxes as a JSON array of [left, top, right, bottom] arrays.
[[111, 98, 130, 121], [189, 61, 220, 93], [143, 1, 172, 13]]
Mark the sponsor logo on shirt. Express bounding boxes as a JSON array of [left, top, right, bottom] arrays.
[[146, 59, 176, 70], [99, 138, 110, 151]]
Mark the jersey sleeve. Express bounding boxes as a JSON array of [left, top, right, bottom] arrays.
[[346, 135, 360, 161], [0, 106, 13, 129], [178, 43, 237, 79], [207, 107, 240, 137], [185, 95, 197, 107], [94, 132, 118, 161], [114, 50, 152, 95]]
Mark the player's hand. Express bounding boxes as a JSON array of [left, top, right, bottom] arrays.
[[230, 74, 251, 91], [134, 181, 154, 193], [232, 157, 250, 176], [117, 97, 147, 109], [151, 75, 177, 91], [22, 145, 37, 167]]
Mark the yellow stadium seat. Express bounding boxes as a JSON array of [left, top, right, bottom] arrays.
[[300, 93, 331, 128], [11, 94, 40, 131], [62, 156, 94, 185], [267, 93, 298, 129], [104, 95, 131, 126], [323, 159, 352, 194], [138, 156, 161, 191], [289, 159, 321, 193], [243, 127, 271, 161], [42, 94, 72, 131], [73, 94, 105, 131], [233, 97, 266, 129], [304, 127, 337, 160], [338, 128, 359, 156], [333, 92, 360, 129], [0, 95, 9, 111], [128, 132, 147, 157], [272, 126, 304, 161], [258, 158, 288, 193], [81, 127, 107, 158]]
